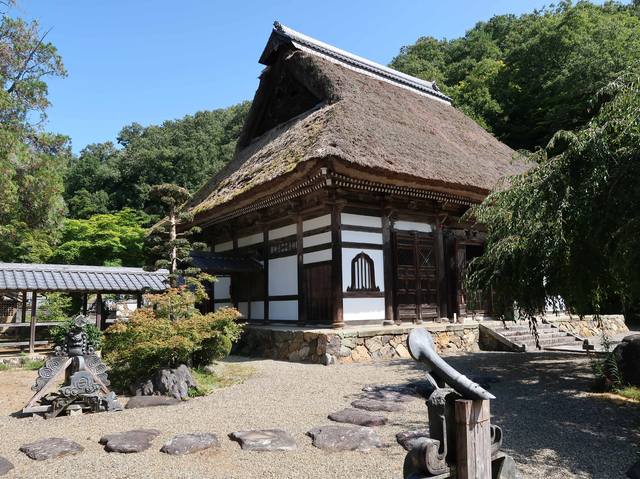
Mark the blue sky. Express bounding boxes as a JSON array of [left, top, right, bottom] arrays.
[[18, 0, 571, 154]]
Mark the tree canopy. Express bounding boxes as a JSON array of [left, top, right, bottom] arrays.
[[466, 71, 640, 320], [389, 0, 640, 151], [0, 2, 70, 261], [64, 102, 251, 222]]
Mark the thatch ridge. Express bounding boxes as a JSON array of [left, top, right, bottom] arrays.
[[186, 49, 524, 217]]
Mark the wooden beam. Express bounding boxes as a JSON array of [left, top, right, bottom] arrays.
[[382, 210, 394, 326], [29, 291, 37, 354], [295, 212, 306, 326], [24, 357, 73, 410], [261, 226, 270, 325], [330, 201, 346, 328], [455, 399, 491, 479]]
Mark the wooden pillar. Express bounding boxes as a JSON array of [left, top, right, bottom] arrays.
[[29, 291, 37, 354], [82, 294, 88, 315], [330, 201, 345, 328], [436, 223, 448, 319], [456, 399, 491, 479], [261, 226, 270, 325], [382, 209, 394, 326], [294, 212, 306, 326], [96, 293, 102, 330], [136, 293, 142, 309], [20, 291, 27, 348]]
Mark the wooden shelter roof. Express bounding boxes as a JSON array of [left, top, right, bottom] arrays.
[[184, 23, 525, 224]]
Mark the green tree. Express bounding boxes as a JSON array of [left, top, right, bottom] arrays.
[[466, 71, 640, 321], [49, 209, 150, 267], [0, 3, 70, 261]]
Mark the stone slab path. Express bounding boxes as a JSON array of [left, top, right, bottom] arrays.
[[228, 429, 297, 451], [328, 408, 389, 427], [19, 438, 84, 461], [307, 425, 382, 451], [99, 429, 161, 453], [160, 433, 220, 455], [0, 457, 13, 476]]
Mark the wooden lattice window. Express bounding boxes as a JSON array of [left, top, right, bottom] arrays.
[[347, 252, 380, 292]]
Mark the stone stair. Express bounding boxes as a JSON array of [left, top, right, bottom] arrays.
[[482, 323, 584, 351]]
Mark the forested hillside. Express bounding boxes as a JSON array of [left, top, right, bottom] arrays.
[[389, 0, 640, 151]]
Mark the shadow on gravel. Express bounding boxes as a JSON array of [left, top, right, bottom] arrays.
[[367, 351, 640, 477]]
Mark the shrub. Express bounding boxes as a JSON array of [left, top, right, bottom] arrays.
[[102, 275, 244, 385]]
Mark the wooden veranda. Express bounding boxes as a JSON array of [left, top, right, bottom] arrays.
[[0, 263, 169, 353]]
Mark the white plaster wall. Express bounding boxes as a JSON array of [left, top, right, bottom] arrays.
[[269, 224, 297, 240], [343, 298, 385, 321], [238, 302, 248, 318], [251, 301, 265, 320], [214, 241, 233, 252], [303, 214, 331, 232], [269, 256, 297, 296], [303, 249, 332, 264], [214, 277, 231, 300], [342, 248, 384, 292], [213, 302, 233, 310], [395, 220, 432, 233], [269, 300, 298, 321], [341, 213, 381, 228], [342, 230, 383, 245], [303, 231, 331, 248], [238, 232, 263, 248]]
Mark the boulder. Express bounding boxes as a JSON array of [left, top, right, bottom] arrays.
[[100, 429, 160, 453], [129, 364, 198, 400], [328, 408, 389, 427], [307, 425, 382, 451], [125, 396, 181, 409], [351, 399, 406, 412], [611, 334, 640, 386], [160, 433, 220, 455], [396, 430, 431, 451], [0, 457, 13, 475], [228, 430, 296, 451], [627, 459, 640, 479], [19, 438, 84, 461]]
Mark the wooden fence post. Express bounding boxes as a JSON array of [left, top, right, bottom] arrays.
[[456, 399, 491, 479], [29, 291, 37, 354]]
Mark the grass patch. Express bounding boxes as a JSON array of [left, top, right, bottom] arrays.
[[190, 362, 257, 396], [20, 353, 44, 371], [617, 386, 640, 402], [0, 363, 12, 371]]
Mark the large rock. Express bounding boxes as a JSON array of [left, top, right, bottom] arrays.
[[307, 425, 382, 451], [100, 429, 160, 453], [160, 433, 220, 455], [361, 390, 415, 402], [628, 459, 640, 479], [0, 456, 13, 475], [396, 430, 431, 451], [125, 396, 181, 409], [228, 430, 296, 451], [328, 408, 389, 427], [129, 364, 198, 400], [351, 398, 407, 412], [19, 438, 84, 461], [611, 334, 640, 386]]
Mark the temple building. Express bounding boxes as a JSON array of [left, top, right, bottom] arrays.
[[181, 22, 526, 329]]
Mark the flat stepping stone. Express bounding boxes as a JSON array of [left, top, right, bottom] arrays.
[[396, 430, 431, 451], [0, 456, 13, 475], [100, 429, 161, 453], [125, 396, 181, 409], [361, 390, 415, 402], [351, 398, 407, 412], [307, 425, 382, 451], [19, 438, 84, 461], [160, 433, 220, 455], [328, 408, 388, 427], [228, 430, 296, 451], [363, 385, 416, 395]]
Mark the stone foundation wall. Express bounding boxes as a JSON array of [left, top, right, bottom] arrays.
[[547, 314, 628, 338], [235, 324, 481, 365]]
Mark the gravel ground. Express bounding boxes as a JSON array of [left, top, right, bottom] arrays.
[[0, 351, 639, 478]]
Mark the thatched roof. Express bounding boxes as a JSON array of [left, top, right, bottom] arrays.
[[185, 24, 524, 221]]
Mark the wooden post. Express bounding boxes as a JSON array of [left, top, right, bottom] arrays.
[[382, 209, 394, 326], [436, 223, 448, 319], [330, 201, 345, 328], [29, 291, 37, 354], [261, 226, 270, 325], [82, 294, 88, 315], [96, 293, 102, 330], [456, 399, 491, 479], [20, 291, 27, 349], [136, 293, 142, 309], [294, 212, 306, 326]]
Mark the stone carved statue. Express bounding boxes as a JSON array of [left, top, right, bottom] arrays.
[[26, 314, 122, 418], [403, 328, 518, 479]]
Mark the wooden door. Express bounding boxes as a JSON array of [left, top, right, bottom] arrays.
[[456, 241, 490, 317], [303, 263, 332, 325], [395, 234, 438, 322]]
